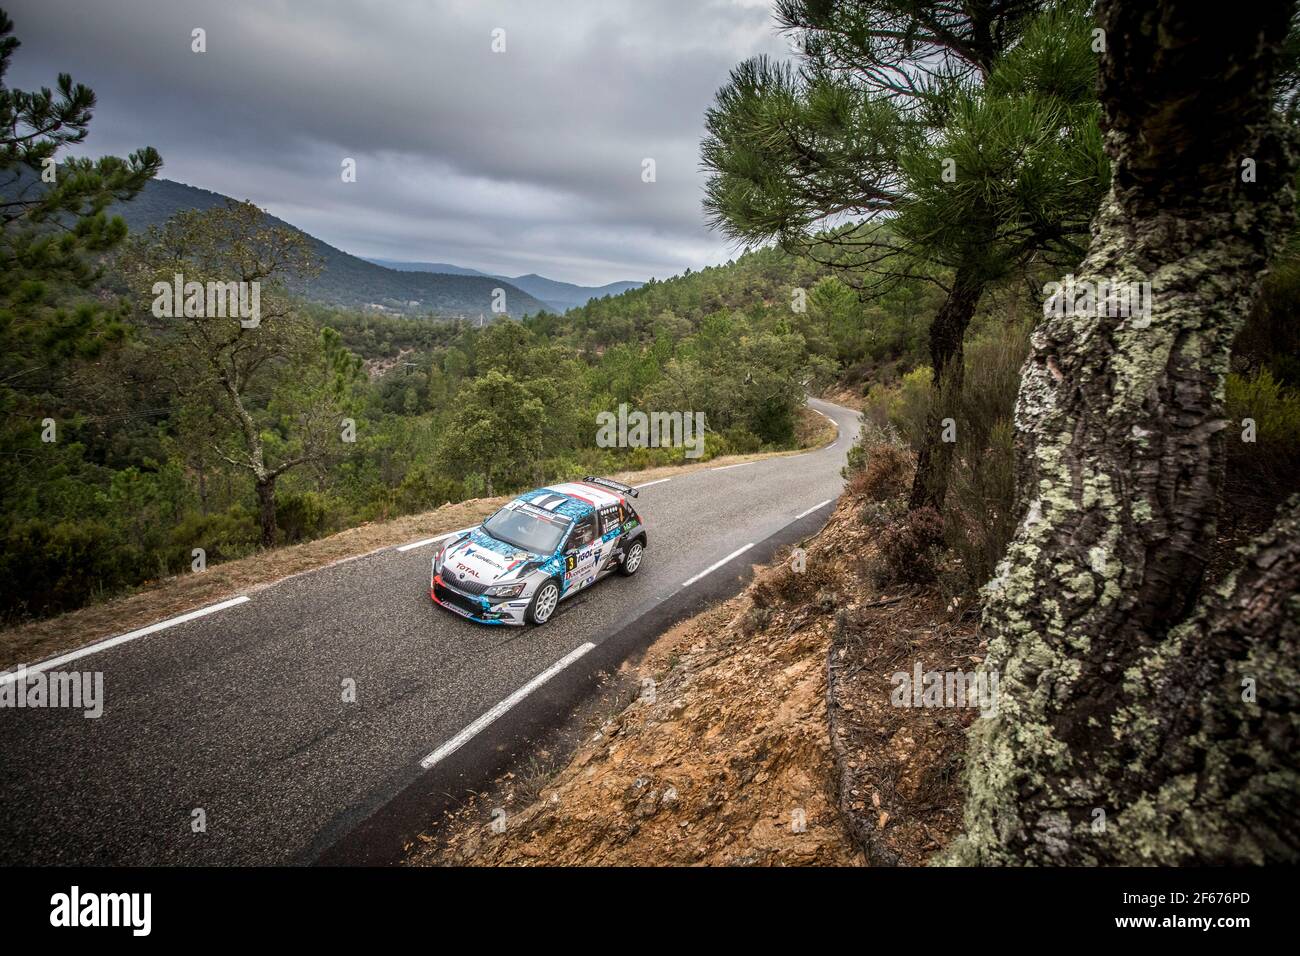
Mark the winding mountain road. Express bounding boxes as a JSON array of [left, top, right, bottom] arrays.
[[0, 398, 861, 865]]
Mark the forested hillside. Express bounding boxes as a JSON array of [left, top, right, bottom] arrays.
[[0, 171, 552, 317], [112, 178, 552, 317], [368, 258, 644, 312]]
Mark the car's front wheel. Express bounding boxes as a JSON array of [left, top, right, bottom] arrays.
[[619, 539, 644, 576], [527, 579, 561, 625]]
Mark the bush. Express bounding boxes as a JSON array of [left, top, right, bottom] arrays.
[[720, 426, 763, 455], [0, 518, 135, 619], [873, 507, 946, 584], [1224, 368, 1300, 509], [1234, 256, 1300, 386], [846, 443, 914, 502], [750, 547, 838, 609], [392, 466, 466, 515], [942, 321, 1029, 591], [168, 506, 260, 564], [275, 491, 332, 543], [861, 365, 933, 450], [945, 417, 1017, 589]]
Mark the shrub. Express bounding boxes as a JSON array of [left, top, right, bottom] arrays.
[[0, 518, 132, 619], [720, 426, 763, 455], [750, 548, 837, 609], [942, 321, 1030, 592], [873, 506, 946, 584], [275, 491, 332, 543], [945, 417, 1017, 590], [168, 506, 260, 564], [862, 365, 933, 451], [846, 443, 914, 502], [1224, 368, 1300, 509], [392, 466, 466, 515]]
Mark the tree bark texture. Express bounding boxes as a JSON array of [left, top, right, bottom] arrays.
[[947, 0, 1299, 864]]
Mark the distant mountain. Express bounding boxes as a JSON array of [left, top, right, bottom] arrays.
[[364, 258, 490, 278], [506, 274, 644, 312], [363, 258, 643, 312], [98, 178, 551, 318]]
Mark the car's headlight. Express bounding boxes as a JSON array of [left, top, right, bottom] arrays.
[[433, 547, 447, 575], [486, 581, 527, 598]]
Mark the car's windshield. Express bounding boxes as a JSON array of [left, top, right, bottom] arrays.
[[481, 504, 571, 554]]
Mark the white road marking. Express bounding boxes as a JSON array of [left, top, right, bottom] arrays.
[[710, 461, 754, 472], [633, 477, 672, 489], [397, 527, 475, 552], [809, 407, 833, 420], [397, 537, 443, 553], [1, 596, 251, 684], [827, 441, 837, 449], [419, 642, 596, 769], [795, 498, 834, 520], [681, 543, 754, 588]]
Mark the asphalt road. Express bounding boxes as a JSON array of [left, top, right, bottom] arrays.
[[0, 397, 861, 865]]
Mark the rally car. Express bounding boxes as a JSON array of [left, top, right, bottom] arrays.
[[430, 476, 647, 626]]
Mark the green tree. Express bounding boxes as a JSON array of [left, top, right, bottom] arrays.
[[0, 7, 161, 616], [123, 201, 353, 547], [437, 369, 544, 496], [0, 5, 160, 441], [702, 0, 1105, 509]]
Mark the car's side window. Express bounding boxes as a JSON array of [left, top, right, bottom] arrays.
[[568, 515, 596, 551]]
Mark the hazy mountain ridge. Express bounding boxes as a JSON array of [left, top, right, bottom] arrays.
[[364, 258, 644, 312], [102, 178, 551, 318]]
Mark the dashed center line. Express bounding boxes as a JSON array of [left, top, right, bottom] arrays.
[[396, 527, 475, 552], [795, 498, 834, 520], [418, 642, 596, 769], [710, 461, 755, 472], [681, 543, 754, 588]]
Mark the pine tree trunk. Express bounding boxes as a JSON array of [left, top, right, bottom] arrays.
[[908, 264, 984, 511], [256, 477, 277, 548], [947, 0, 1299, 865]]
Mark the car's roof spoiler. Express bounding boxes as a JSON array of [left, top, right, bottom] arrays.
[[583, 475, 638, 498]]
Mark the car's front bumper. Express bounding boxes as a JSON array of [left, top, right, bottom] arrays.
[[430, 575, 528, 626]]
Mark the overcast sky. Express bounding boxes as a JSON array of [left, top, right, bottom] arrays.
[[5, 0, 793, 286]]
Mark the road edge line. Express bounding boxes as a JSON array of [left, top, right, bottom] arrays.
[[1, 595, 251, 683]]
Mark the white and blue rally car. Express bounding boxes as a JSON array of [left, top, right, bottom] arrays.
[[430, 476, 647, 626]]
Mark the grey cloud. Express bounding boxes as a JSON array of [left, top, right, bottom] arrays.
[[4, 0, 790, 285]]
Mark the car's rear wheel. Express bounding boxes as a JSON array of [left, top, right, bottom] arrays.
[[528, 579, 561, 625], [619, 539, 644, 576]]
